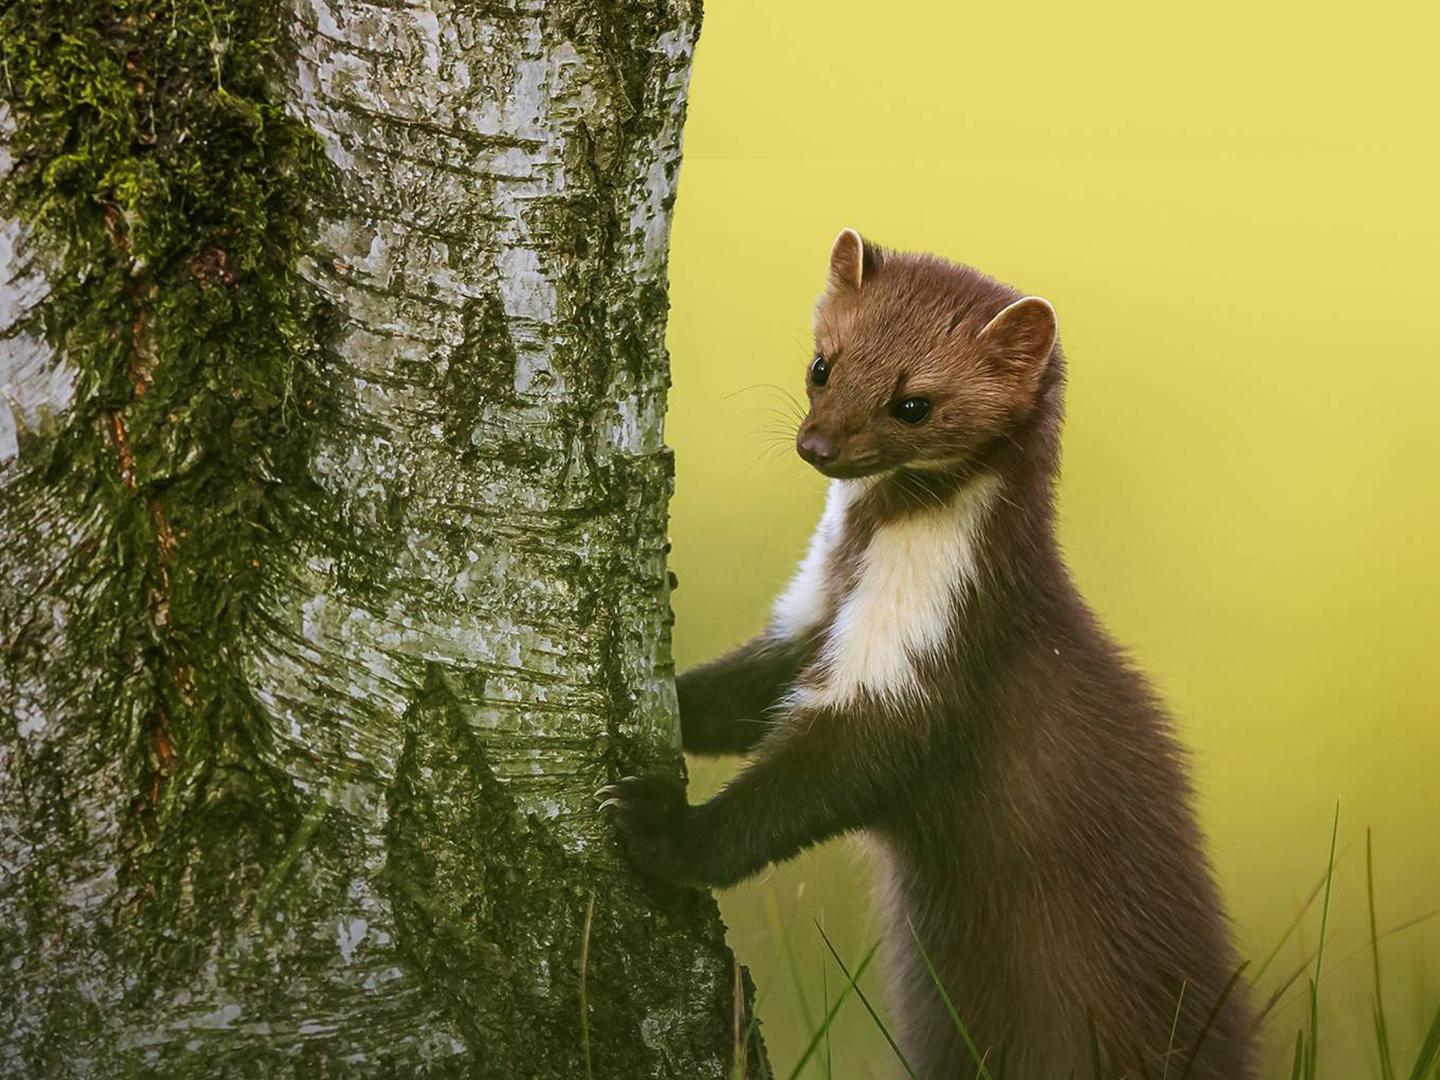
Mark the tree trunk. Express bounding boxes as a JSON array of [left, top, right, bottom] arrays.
[[0, 0, 761, 1076]]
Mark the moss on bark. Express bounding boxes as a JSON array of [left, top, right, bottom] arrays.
[[0, 0, 335, 834]]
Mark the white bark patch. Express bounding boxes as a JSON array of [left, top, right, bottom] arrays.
[[0, 218, 71, 465], [497, 245, 556, 325], [0, 107, 70, 462], [628, 29, 693, 271], [336, 917, 368, 964]]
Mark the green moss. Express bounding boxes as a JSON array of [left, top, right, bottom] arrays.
[[0, 0, 335, 881]]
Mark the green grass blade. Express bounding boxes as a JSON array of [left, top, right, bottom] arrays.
[[1160, 981, 1187, 1080], [734, 962, 775, 1080], [903, 918, 994, 1080], [1407, 1003, 1440, 1080], [820, 945, 832, 1080], [1253, 861, 1336, 985], [734, 957, 759, 1080], [1376, 1008, 1396, 1080], [1263, 907, 1440, 1025], [817, 921, 920, 1080], [1305, 979, 1318, 1080], [764, 885, 818, 1040], [785, 939, 879, 1080], [1291, 1030, 1304, 1080], [738, 912, 784, 1080], [1368, 827, 1397, 1080], [1307, 800, 1341, 1079], [1179, 960, 1249, 1080], [579, 892, 596, 1080]]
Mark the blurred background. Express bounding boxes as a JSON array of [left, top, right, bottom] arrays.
[[664, 0, 1440, 1074]]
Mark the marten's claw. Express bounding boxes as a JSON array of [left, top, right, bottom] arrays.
[[603, 773, 697, 884], [607, 775, 683, 826]]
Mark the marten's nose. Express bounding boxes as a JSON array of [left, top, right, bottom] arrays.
[[797, 430, 838, 467]]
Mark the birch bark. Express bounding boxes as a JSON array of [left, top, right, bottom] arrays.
[[0, 0, 759, 1075]]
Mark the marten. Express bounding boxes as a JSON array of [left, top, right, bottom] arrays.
[[601, 229, 1257, 1079]]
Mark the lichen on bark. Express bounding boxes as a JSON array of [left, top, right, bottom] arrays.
[[1, 0, 761, 1075]]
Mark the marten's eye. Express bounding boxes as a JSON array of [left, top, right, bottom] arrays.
[[892, 396, 931, 424], [810, 355, 830, 386]]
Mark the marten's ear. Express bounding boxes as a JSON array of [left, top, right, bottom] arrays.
[[979, 297, 1057, 378], [828, 228, 878, 291]]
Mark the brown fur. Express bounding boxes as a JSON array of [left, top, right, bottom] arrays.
[[604, 233, 1257, 1079]]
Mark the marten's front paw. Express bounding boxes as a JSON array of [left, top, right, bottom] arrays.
[[597, 774, 697, 884]]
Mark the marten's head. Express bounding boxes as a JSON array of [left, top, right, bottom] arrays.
[[796, 229, 1058, 480]]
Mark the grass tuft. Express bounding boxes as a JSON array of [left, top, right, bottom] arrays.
[[764, 809, 1437, 1079]]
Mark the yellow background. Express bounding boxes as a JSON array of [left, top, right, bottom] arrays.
[[664, 1, 1440, 1075]]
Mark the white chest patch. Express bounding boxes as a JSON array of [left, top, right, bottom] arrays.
[[789, 475, 998, 708], [770, 479, 855, 639]]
